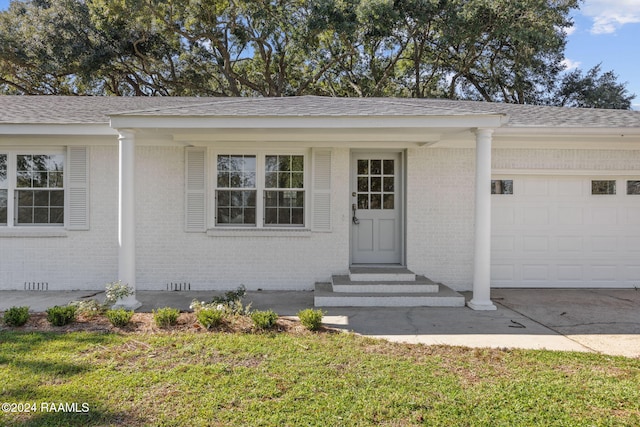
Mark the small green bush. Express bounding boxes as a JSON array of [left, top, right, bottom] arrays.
[[70, 299, 104, 319], [2, 306, 30, 327], [46, 305, 77, 327], [250, 310, 278, 330], [153, 307, 180, 328], [297, 309, 324, 331], [105, 309, 134, 328], [196, 308, 224, 329]]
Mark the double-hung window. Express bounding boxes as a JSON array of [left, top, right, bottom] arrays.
[[214, 153, 305, 227], [0, 152, 65, 226]]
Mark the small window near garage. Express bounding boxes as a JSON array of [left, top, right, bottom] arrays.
[[627, 181, 640, 195], [491, 180, 513, 195], [591, 180, 616, 195]]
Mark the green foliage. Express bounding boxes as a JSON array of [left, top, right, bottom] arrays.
[[2, 331, 639, 426], [250, 310, 278, 330], [2, 306, 30, 327], [153, 307, 180, 328], [70, 299, 104, 319], [105, 309, 134, 328], [208, 286, 251, 315], [4, 0, 630, 107], [196, 308, 225, 329], [46, 305, 77, 326], [297, 308, 324, 331], [104, 281, 134, 307], [554, 64, 636, 109]]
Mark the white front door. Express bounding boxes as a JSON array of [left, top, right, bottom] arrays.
[[351, 152, 402, 264]]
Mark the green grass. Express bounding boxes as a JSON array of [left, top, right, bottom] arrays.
[[1, 331, 639, 426]]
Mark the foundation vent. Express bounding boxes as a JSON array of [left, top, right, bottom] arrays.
[[24, 282, 49, 291], [167, 282, 191, 291]]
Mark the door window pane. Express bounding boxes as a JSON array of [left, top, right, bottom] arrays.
[[356, 158, 395, 210]]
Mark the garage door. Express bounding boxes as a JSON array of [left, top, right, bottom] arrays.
[[491, 175, 640, 288]]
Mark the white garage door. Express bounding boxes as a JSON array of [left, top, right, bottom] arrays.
[[491, 175, 640, 288]]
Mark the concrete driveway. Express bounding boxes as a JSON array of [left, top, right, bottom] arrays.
[[1, 288, 638, 358]]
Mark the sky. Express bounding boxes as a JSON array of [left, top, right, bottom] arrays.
[[0, 0, 638, 108]]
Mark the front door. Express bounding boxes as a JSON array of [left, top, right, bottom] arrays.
[[351, 152, 402, 264]]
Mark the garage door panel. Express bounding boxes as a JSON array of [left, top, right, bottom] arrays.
[[626, 236, 640, 252], [492, 207, 515, 226], [589, 207, 619, 225], [557, 236, 583, 252], [523, 207, 550, 226], [492, 235, 515, 252], [625, 208, 640, 225], [522, 264, 549, 281], [557, 265, 584, 281], [589, 265, 619, 281], [590, 236, 619, 252], [492, 175, 640, 288], [557, 206, 584, 225], [523, 236, 549, 252]]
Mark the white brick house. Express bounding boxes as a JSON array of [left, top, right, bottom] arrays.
[[1, 96, 639, 309]]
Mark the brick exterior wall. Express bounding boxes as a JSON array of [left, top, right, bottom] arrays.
[[1, 142, 639, 291]]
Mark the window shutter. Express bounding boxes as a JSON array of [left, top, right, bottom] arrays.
[[67, 146, 89, 230], [311, 149, 332, 231], [185, 147, 207, 232]]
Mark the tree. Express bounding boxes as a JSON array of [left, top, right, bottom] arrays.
[[553, 64, 636, 109], [0, 0, 634, 108]]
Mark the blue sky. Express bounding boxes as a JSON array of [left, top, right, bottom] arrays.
[[1, 0, 638, 108]]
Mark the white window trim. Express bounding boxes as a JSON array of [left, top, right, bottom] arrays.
[[0, 148, 67, 230], [209, 149, 310, 230]]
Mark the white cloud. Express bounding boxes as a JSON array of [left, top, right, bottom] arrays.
[[582, 0, 640, 34], [563, 24, 577, 36], [561, 58, 581, 70]]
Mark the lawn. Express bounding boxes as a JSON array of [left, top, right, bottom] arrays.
[[1, 329, 639, 426]]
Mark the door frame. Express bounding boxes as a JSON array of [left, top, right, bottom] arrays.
[[349, 149, 406, 266]]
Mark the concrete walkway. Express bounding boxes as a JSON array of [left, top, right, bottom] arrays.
[[1, 289, 638, 358]]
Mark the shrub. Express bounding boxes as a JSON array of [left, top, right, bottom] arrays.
[[2, 306, 30, 327], [153, 307, 180, 328], [70, 299, 103, 319], [104, 281, 134, 307], [196, 308, 224, 329], [210, 286, 249, 315], [46, 305, 77, 327], [297, 309, 324, 331], [105, 309, 134, 328], [250, 310, 278, 330]]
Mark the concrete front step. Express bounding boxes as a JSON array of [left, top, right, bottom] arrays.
[[349, 266, 416, 282], [314, 283, 466, 307], [332, 275, 439, 293]]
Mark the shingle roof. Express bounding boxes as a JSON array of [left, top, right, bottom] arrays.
[[1, 95, 640, 128]]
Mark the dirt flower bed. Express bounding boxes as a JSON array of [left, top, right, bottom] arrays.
[[0, 311, 325, 335]]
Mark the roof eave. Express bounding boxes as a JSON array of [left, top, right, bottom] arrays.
[[0, 123, 116, 136], [109, 114, 508, 130]]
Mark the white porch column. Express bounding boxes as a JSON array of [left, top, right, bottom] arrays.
[[468, 128, 497, 311], [114, 129, 141, 310]]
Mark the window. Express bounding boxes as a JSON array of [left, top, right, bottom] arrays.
[[592, 180, 616, 195], [491, 179, 513, 195], [215, 153, 305, 227], [216, 155, 256, 225], [627, 181, 640, 195], [0, 152, 65, 226], [265, 155, 304, 225]]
